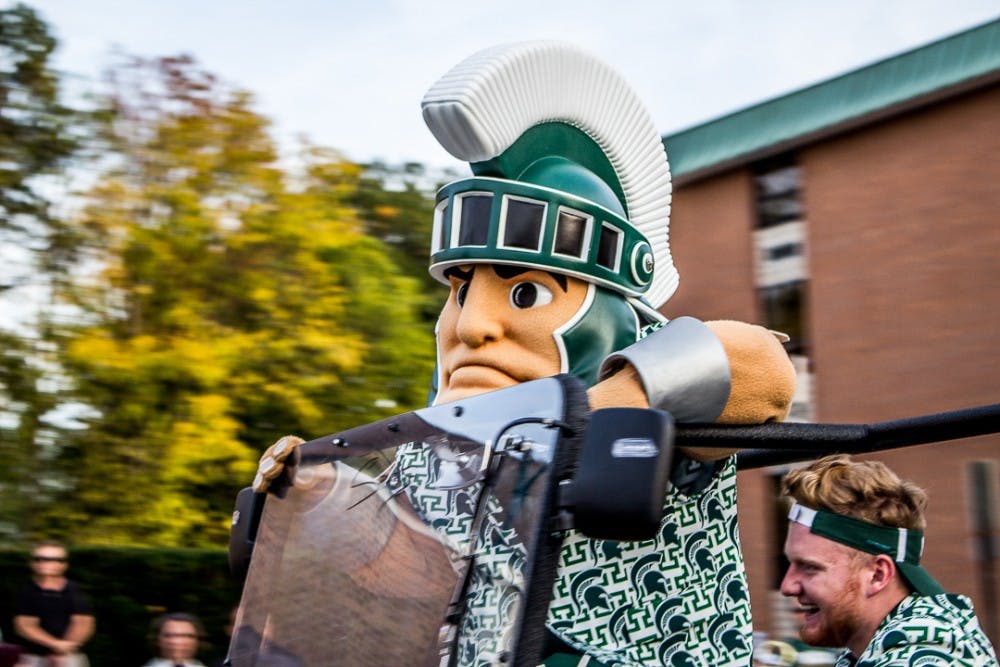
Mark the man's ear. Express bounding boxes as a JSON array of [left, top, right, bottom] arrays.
[[867, 554, 899, 596]]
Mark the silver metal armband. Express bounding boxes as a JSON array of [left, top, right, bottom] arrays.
[[599, 316, 731, 422]]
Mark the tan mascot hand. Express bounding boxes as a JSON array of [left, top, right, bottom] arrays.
[[707, 320, 796, 424], [252, 435, 304, 493]]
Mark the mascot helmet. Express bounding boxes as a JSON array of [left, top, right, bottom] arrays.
[[423, 41, 676, 386]]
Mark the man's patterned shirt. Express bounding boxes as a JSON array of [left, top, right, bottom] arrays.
[[834, 594, 997, 667]]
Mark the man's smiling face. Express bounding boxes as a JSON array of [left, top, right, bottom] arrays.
[[435, 264, 589, 404], [780, 522, 871, 651]]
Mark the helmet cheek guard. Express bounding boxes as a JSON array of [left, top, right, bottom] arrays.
[[555, 284, 642, 387]]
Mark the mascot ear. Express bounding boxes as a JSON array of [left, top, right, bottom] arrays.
[[422, 41, 677, 312]]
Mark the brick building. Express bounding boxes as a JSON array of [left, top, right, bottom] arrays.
[[661, 19, 1000, 644]]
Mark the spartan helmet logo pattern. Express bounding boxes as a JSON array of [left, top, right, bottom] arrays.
[[838, 594, 998, 667], [389, 441, 531, 666], [391, 438, 752, 666], [548, 458, 751, 666]]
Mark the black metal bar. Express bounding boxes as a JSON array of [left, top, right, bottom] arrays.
[[737, 448, 821, 470], [667, 403, 1000, 470]]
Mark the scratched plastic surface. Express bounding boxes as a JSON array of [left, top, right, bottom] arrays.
[[227, 411, 563, 667], [227, 460, 463, 667]]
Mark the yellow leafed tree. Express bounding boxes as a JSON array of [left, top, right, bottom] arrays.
[[43, 55, 437, 546]]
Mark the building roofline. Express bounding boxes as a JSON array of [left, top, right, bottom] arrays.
[[663, 18, 1000, 185]]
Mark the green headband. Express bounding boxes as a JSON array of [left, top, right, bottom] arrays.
[[788, 502, 946, 596]]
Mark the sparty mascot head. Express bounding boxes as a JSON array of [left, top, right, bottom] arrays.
[[422, 41, 679, 405]]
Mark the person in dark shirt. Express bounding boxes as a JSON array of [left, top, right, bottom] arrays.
[[13, 541, 94, 667]]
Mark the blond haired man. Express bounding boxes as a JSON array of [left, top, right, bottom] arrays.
[[780, 455, 997, 666]]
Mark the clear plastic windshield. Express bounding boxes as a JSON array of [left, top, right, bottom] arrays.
[[227, 376, 583, 667]]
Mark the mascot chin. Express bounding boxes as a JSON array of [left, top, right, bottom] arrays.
[[255, 41, 796, 667]]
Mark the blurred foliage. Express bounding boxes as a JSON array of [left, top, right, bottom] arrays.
[[0, 2, 85, 543], [0, 331, 63, 542], [0, 36, 443, 546], [0, 3, 80, 240], [36, 54, 438, 546], [0, 546, 237, 666], [350, 160, 451, 322]]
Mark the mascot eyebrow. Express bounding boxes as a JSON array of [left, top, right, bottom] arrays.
[[443, 265, 569, 292]]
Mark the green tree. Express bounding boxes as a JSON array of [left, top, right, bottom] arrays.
[[0, 330, 63, 542], [0, 3, 75, 224], [42, 55, 436, 546], [0, 3, 90, 545], [349, 160, 451, 321]]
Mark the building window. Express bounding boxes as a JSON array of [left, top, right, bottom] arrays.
[[754, 221, 807, 295], [759, 281, 806, 356], [753, 154, 812, 422], [755, 157, 804, 228]]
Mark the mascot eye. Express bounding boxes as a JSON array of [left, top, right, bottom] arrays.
[[510, 282, 553, 309], [456, 282, 469, 307]]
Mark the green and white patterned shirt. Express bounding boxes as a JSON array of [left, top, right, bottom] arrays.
[[547, 456, 750, 667], [834, 594, 997, 667], [392, 445, 751, 667]]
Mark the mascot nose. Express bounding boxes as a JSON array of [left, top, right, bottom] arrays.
[[455, 287, 504, 347]]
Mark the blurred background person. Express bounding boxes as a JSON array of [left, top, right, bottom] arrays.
[[13, 541, 94, 667], [143, 613, 204, 667]]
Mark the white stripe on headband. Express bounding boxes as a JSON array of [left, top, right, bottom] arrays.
[[897, 528, 909, 562], [788, 502, 817, 529]]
